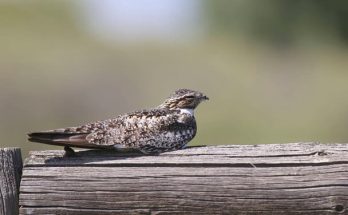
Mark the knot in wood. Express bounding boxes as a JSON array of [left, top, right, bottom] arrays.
[[334, 204, 345, 213], [316, 150, 328, 156]]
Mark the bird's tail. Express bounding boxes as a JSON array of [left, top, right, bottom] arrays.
[[27, 131, 104, 149]]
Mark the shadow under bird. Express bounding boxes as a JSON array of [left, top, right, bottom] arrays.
[[28, 89, 208, 154]]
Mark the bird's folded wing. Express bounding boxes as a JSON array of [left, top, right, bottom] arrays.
[[27, 109, 187, 149]]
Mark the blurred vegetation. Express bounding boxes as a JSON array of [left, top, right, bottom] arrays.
[[207, 0, 348, 46], [1, 1, 348, 157]]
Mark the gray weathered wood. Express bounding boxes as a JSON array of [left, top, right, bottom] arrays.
[[20, 143, 348, 214], [0, 148, 23, 215]]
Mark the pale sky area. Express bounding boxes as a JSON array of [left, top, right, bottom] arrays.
[[75, 0, 203, 43]]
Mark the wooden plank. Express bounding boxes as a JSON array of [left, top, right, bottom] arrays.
[[24, 143, 348, 167], [0, 148, 23, 215], [19, 143, 348, 214]]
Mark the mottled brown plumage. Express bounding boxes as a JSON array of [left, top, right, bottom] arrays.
[[28, 89, 208, 154]]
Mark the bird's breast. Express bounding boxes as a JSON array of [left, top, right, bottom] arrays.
[[161, 127, 196, 143]]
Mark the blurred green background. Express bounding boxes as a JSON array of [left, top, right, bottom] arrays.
[[1, 0, 348, 157]]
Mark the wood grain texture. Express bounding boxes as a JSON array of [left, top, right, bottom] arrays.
[[19, 143, 348, 215], [0, 148, 23, 215]]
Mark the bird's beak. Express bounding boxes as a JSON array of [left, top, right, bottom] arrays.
[[202, 95, 209, 101]]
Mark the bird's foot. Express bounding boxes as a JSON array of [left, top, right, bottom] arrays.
[[64, 146, 76, 157]]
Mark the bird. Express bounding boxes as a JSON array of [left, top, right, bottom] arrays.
[[28, 89, 209, 154]]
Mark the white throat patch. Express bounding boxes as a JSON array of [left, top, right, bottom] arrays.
[[180, 108, 194, 116]]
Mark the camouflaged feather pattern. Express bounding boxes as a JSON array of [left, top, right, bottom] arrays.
[[62, 109, 196, 153], [28, 89, 208, 154]]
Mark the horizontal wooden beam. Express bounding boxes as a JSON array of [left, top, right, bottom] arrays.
[[19, 143, 348, 214]]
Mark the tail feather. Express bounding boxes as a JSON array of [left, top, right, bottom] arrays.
[[28, 132, 84, 141], [27, 131, 105, 149]]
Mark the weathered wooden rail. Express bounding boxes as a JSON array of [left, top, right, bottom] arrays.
[[1, 143, 347, 214], [14, 142, 347, 215]]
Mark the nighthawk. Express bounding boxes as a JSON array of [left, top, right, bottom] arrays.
[[28, 89, 208, 154]]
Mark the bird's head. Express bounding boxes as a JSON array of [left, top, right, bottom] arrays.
[[159, 89, 209, 111]]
